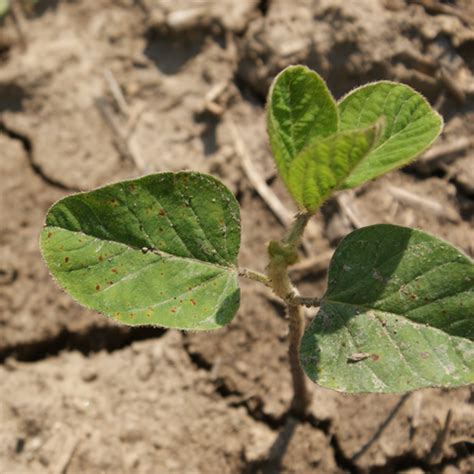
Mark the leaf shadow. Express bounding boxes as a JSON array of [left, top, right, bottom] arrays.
[[214, 285, 240, 327], [301, 225, 414, 383]]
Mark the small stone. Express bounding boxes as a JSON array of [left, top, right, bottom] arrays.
[[80, 367, 98, 382]]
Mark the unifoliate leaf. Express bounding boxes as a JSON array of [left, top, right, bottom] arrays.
[[338, 82, 443, 189], [287, 122, 382, 211], [267, 65, 338, 183], [40, 172, 241, 330], [300, 224, 474, 393]]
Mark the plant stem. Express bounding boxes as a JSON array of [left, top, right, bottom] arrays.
[[288, 303, 312, 417], [289, 295, 321, 307], [265, 211, 314, 417], [282, 212, 311, 246], [238, 267, 272, 288]]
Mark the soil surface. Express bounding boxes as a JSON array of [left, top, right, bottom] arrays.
[[1, 1, 473, 473]]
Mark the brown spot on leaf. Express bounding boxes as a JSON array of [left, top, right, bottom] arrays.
[[111, 268, 118, 273], [158, 208, 166, 216], [347, 353, 380, 363], [64, 256, 69, 263], [170, 307, 177, 313], [108, 281, 113, 285], [95, 284, 101, 291], [47, 232, 53, 238], [98, 255, 104, 262], [190, 299, 197, 306]]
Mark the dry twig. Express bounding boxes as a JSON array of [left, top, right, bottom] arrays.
[[417, 136, 471, 173], [289, 250, 334, 279], [410, 391, 424, 432], [386, 185, 459, 222], [10, 0, 27, 48], [228, 117, 294, 228], [204, 81, 228, 116], [438, 66, 466, 104], [54, 437, 81, 474], [96, 71, 147, 172], [337, 190, 365, 229], [428, 409, 453, 465], [103, 69, 130, 116]]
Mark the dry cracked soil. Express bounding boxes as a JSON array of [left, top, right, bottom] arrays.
[[0, 0, 473, 473]]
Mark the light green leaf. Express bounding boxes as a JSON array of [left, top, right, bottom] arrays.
[[267, 65, 338, 184], [0, 0, 10, 18], [287, 122, 382, 211], [300, 224, 474, 393], [40, 172, 241, 330], [338, 82, 443, 188]]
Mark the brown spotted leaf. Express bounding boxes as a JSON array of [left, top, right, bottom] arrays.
[[40, 172, 240, 330], [301, 224, 474, 392]]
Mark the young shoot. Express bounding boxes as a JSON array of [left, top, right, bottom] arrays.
[[41, 65, 473, 417]]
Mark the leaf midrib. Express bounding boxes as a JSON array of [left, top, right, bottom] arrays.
[[43, 225, 237, 272]]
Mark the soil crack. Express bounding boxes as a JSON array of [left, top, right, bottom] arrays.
[[182, 335, 360, 473], [0, 120, 80, 192], [0, 325, 166, 363]]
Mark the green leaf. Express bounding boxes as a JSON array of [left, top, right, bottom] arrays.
[[0, 0, 10, 18], [267, 65, 338, 184], [287, 122, 382, 211], [300, 224, 474, 393], [40, 172, 241, 330], [338, 82, 443, 189]]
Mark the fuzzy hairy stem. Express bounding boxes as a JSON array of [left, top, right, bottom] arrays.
[[265, 211, 314, 417], [282, 212, 311, 246], [289, 295, 321, 307], [288, 303, 312, 416], [238, 267, 272, 288]]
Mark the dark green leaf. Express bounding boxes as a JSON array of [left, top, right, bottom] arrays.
[[301, 224, 474, 392]]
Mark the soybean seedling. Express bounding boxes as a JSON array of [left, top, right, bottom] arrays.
[[41, 65, 473, 417]]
